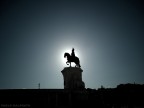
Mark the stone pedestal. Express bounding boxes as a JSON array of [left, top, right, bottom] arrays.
[[61, 67, 85, 89]]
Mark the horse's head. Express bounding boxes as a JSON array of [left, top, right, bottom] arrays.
[[64, 53, 70, 58]]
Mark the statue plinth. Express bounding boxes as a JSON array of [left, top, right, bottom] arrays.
[[61, 67, 85, 89]]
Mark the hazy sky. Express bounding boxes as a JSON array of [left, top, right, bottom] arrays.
[[0, 0, 144, 89]]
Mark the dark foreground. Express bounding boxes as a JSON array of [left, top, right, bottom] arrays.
[[0, 84, 144, 108]]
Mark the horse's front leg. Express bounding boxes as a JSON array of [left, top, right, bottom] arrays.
[[66, 61, 69, 65], [66, 61, 71, 67]]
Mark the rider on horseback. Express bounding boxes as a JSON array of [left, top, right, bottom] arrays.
[[71, 48, 75, 59], [64, 48, 81, 67]]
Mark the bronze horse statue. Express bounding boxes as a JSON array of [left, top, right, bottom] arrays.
[[64, 53, 81, 67]]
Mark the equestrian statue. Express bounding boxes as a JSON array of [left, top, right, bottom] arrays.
[[64, 48, 81, 67]]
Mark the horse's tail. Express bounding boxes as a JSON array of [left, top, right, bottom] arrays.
[[76, 57, 81, 68]]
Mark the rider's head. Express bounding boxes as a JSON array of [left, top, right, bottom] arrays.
[[72, 48, 74, 51]]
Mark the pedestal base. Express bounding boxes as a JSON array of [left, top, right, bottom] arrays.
[[61, 67, 85, 89]]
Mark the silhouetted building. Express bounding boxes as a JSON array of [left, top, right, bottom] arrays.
[[0, 84, 144, 108]]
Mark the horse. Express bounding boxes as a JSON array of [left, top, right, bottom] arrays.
[[64, 53, 81, 68]]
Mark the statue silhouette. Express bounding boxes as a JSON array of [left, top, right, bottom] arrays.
[[64, 48, 81, 67]]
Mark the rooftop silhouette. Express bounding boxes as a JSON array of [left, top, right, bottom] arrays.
[[0, 83, 144, 108]]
